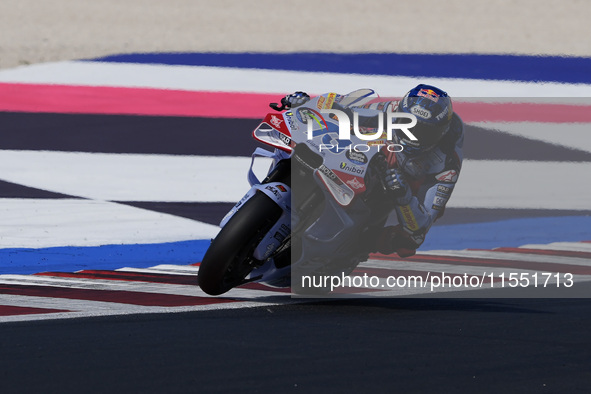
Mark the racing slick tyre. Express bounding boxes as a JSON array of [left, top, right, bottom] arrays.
[[197, 191, 283, 296]]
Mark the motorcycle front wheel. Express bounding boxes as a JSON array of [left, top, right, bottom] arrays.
[[197, 191, 283, 295]]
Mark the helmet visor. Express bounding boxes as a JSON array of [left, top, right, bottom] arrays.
[[394, 119, 450, 155]]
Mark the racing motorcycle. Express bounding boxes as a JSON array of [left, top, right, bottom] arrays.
[[197, 89, 402, 295]]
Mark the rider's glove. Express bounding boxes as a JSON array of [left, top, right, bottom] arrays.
[[384, 168, 412, 205], [281, 91, 310, 109]]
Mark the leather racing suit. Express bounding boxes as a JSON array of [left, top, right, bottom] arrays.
[[351, 99, 464, 257]]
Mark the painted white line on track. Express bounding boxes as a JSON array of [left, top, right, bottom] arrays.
[[418, 250, 591, 267], [0, 198, 219, 248], [519, 242, 591, 252], [0, 275, 205, 297], [0, 298, 291, 324], [0, 150, 272, 202], [0, 273, 287, 300], [0, 294, 160, 312], [469, 122, 591, 154], [0, 150, 589, 210], [448, 160, 591, 210], [117, 265, 201, 276]]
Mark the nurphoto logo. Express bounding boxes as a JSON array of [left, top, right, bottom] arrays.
[[305, 108, 418, 153]]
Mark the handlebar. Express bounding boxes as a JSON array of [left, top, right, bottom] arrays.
[[269, 102, 288, 111]]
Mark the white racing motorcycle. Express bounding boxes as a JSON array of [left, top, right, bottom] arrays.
[[197, 89, 406, 295]]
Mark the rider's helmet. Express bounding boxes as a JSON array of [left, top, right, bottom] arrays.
[[394, 84, 453, 156]]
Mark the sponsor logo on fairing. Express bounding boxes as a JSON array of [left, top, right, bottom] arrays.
[[324, 93, 337, 109], [346, 177, 364, 190], [285, 112, 299, 130], [269, 115, 283, 128], [278, 133, 291, 146], [265, 185, 280, 197], [273, 231, 286, 243], [273, 224, 290, 243], [316, 96, 326, 109], [265, 185, 288, 196], [319, 164, 338, 181], [339, 162, 365, 175], [297, 107, 322, 124], [345, 150, 368, 165]]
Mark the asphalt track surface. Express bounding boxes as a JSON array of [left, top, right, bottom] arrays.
[[1, 293, 591, 393]]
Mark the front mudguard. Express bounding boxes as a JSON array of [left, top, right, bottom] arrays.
[[220, 146, 289, 228]]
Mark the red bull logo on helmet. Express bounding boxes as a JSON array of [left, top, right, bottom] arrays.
[[417, 88, 440, 103]]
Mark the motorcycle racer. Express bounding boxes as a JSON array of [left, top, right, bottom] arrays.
[[280, 85, 464, 258]]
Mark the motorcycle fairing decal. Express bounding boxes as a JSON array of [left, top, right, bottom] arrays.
[[323, 93, 337, 109], [219, 188, 256, 228], [252, 113, 294, 153], [252, 211, 291, 261], [264, 113, 291, 136], [248, 181, 291, 262], [315, 165, 355, 206], [338, 161, 366, 176], [294, 107, 334, 139], [284, 111, 299, 132], [316, 93, 338, 110], [333, 170, 366, 194], [253, 182, 291, 213]]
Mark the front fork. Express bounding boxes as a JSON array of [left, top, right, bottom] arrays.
[[220, 148, 292, 263]]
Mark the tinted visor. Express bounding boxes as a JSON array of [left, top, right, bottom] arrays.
[[394, 119, 450, 155]]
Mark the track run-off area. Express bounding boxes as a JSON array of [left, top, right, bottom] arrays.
[[0, 53, 589, 324]]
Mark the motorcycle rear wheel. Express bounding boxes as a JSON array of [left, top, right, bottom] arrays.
[[197, 191, 283, 295]]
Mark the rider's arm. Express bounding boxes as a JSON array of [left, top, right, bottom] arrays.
[[375, 174, 455, 258], [392, 125, 463, 249], [393, 176, 457, 248]]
